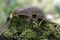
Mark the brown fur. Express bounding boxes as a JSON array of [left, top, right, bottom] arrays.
[[13, 6, 45, 21]]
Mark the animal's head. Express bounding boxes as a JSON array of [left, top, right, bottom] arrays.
[[13, 8, 25, 16]]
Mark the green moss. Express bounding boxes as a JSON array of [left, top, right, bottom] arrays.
[[3, 15, 60, 40]]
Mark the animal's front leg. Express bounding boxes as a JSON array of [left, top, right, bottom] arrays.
[[35, 15, 39, 21], [25, 15, 32, 22]]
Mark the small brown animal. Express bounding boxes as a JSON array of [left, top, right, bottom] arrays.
[[13, 6, 45, 22]]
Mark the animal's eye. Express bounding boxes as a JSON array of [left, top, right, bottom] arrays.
[[32, 15, 37, 18]]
